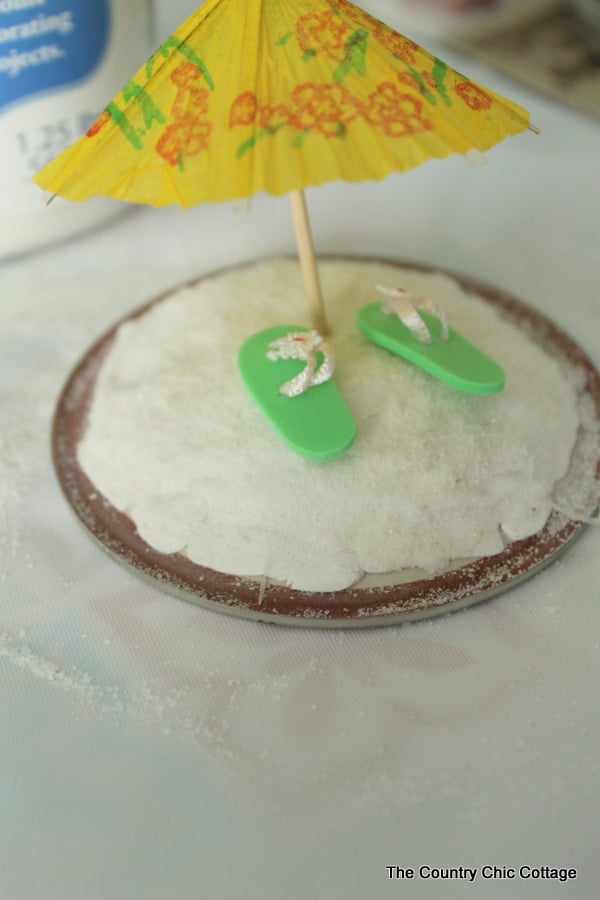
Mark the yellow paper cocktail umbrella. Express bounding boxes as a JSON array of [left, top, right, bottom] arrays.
[[35, 0, 531, 334]]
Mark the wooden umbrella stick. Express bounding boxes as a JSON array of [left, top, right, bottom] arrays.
[[289, 189, 330, 336]]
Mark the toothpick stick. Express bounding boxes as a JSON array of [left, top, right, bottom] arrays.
[[289, 189, 330, 336]]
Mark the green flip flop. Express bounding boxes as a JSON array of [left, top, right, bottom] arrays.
[[358, 298, 505, 394], [238, 325, 356, 460]]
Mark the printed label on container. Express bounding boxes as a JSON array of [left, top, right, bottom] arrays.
[[0, 0, 110, 113]]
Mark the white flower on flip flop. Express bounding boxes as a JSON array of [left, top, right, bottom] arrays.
[[267, 330, 336, 397]]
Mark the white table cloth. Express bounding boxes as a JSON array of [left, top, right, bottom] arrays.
[[1, 11, 599, 899]]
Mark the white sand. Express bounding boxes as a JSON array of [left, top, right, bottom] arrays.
[[78, 259, 580, 591]]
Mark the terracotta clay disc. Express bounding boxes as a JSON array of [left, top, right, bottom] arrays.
[[52, 261, 600, 627]]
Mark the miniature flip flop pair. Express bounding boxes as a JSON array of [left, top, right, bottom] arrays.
[[238, 287, 505, 461]]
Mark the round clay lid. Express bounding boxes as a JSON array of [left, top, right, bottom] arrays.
[[52, 260, 600, 627]]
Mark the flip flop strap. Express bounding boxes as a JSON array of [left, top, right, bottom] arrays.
[[384, 294, 431, 344], [267, 332, 336, 397], [418, 297, 449, 342], [376, 285, 448, 344]]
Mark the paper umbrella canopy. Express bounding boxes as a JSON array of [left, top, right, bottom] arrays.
[[35, 0, 531, 207]]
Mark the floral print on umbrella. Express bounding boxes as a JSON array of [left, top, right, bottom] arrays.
[[229, 79, 433, 157], [36, 0, 530, 205]]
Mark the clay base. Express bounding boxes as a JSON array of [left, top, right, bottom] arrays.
[[52, 260, 600, 627]]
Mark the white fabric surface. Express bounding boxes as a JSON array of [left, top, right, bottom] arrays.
[[1, 22, 599, 900]]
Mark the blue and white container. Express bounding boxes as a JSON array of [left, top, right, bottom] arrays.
[[0, 0, 152, 260]]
